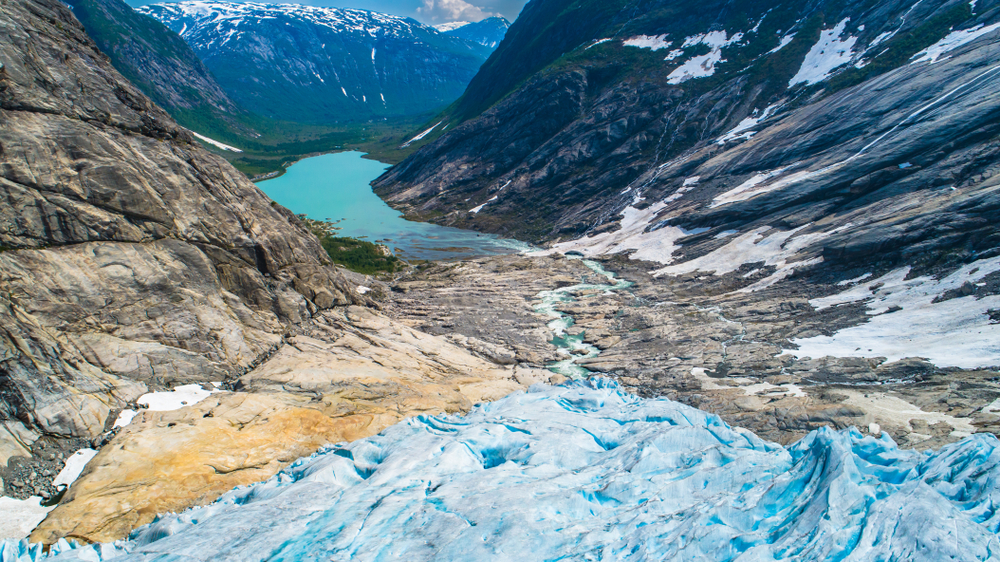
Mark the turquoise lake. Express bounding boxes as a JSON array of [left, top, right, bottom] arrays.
[[257, 151, 531, 261]]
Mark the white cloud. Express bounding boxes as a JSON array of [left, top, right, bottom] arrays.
[[417, 0, 497, 22]]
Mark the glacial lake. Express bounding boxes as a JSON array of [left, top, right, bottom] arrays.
[[257, 151, 531, 261]]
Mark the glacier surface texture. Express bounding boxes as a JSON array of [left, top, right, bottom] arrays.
[[5, 380, 1000, 561]]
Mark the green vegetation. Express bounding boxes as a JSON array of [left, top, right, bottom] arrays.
[[319, 236, 401, 275], [301, 216, 401, 275]]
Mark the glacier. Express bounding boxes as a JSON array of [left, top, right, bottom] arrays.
[[5, 380, 1000, 561]]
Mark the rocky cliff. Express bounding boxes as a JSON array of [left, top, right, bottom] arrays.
[[0, 0, 357, 442], [0, 0, 548, 543]]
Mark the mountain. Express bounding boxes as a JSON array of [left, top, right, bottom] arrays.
[[374, 0, 1000, 274], [62, 0, 253, 140], [439, 16, 511, 49], [0, 0, 545, 545], [0, 0, 359, 460], [138, 1, 495, 124]]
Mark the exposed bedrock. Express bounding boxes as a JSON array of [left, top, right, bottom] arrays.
[[389, 254, 1000, 451], [0, 0, 548, 544]]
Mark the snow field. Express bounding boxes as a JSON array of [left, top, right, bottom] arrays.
[[789, 18, 858, 86], [790, 256, 1000, 369]]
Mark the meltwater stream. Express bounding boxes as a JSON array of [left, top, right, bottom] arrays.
[[532, 257, 632, 378]]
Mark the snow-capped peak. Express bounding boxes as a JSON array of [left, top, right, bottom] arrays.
[[434, 21, 470, 32]]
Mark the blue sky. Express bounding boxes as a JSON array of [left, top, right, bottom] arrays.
[[124, 0, 530, 24]]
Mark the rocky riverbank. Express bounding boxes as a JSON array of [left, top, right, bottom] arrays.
[[387, 253, 1000, 449]]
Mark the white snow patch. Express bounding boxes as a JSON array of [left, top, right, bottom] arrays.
[[682, 176, 700, 187], [469, 195, 498, 214], [400, 121, 442, 148], [667, 31, 743, 84], [433, 21, 470, 32], [789, 18, 858, 86], [911, 23, 1000, 64], [356, 285, 370, 294], [750, 12, 768, 34], [535, 201, 690, 264], [653, 224, 833, 292], [663, 181, 699, 203], [113, 409, 137, 428], [767, 33, 795, 55], [53, 448, 97, 488], [710, 166, 791, 206], [0, 497, 52, 540], [791, 256, 1000, 369], [837, 272, 872, 286], [138, 383, 221, 412], [664, 48, 685, 61], [716, 103, 781, 145], [869, 30, 895, 48], [970, 0, 979, 12], [585, 38, 612, 50], [713, 229, 738, 239], [984, 397, 1000, 415], [843, 390, 975, 438], [690, 367, 806, 398], [188, 130, 242, 152], [623, 34, 672, 51]]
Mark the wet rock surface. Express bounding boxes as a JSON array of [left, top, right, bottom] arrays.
[[389, 254, 1000, 449]]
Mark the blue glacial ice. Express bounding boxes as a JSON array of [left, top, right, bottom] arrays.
[[5, 379, 1000, 561]]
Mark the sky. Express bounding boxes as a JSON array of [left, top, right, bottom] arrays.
[[124, 0, 530, 24]]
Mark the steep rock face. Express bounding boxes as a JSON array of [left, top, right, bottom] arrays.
[[375, 0, 1000, 267], [139, 1, 494, 124], [62, 0, 247, 136], [0, 0, 358, 453]]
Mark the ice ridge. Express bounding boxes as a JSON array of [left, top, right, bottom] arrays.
[[5, 380, 1000, 561]]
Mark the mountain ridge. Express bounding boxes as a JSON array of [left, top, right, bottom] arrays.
[[441, 16, 511, 49], [139, 1, 496, 124]]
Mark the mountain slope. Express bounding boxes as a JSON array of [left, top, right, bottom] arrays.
[[0, 0, 544, 544], [139, 1, 494, 124], [441, 16, 511, 49], [62, 0, 252, 140], [376, 0, 1000, 259], [0, 0, 359, 502], [374, 0, 1000, 374]]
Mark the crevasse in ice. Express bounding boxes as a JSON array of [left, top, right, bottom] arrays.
[[5, 379, 1000, 561]]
